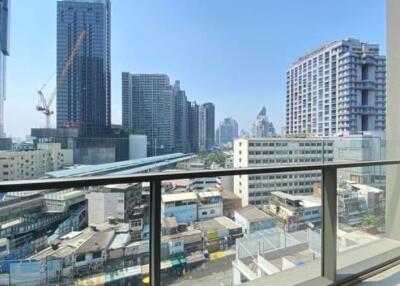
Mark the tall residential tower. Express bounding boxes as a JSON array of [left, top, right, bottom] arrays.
[[199, 103, 215, 151], [286, 39, 386, 136], [122, 73, 174, 156], [57, 0, 111, 137]]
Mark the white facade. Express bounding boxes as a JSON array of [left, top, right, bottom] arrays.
[[234, 138, 334, 207], [0, 143, 73, 181], [286, 39, 386, 137], [162, 191, 223, 224], [86, 192, 125, 224], [129, 134, 147, 160]]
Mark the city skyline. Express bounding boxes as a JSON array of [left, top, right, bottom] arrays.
[[5, 0, 385, 137]]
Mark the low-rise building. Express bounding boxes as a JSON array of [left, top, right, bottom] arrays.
[[193, 216, 243, 252], [161, 191, 223, 224], [0, 143, 73, 181], [86, 183, 142, 225], [234, 205, 276, 235], [264, 191, 322, 231], [220, 188, 242, 219]]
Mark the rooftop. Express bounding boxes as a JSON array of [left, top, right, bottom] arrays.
[[75, 230, 115, 254], [351, 183, 384, 194], [194, 216, 241, 233], [235, 205, 272, 222], [162, 192, 197, 203]]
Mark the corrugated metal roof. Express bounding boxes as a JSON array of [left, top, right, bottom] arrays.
[[45, 153, 196, 178]]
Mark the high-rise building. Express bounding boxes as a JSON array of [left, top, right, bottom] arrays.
[[173, 81, 189, 153], [216, 117, 238, 145], [252, 106, 275, 137], [56, 0, 111, 137], [187, 101, 200, 153], [122, 73, 174, 156], [199, 103, 215, 151], [286, 39, 386, 137], [0, 0, 9, 138]]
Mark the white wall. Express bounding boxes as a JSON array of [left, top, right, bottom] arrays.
[[129, 135, 147, 159]]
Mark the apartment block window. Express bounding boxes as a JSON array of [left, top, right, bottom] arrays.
[[93, 251, 102, 259], [76, 254, 85, 262], [362, 64, 369, 80], [361, 115, 369, 131], [362, 90, 369, 105]]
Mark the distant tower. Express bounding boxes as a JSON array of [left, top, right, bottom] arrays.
[[252, 106, 276, 137], [0, 0, 9, 138], [199, 103, 215, 151]]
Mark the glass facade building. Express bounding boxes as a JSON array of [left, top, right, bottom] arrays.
[[56, 0, 111, 137]]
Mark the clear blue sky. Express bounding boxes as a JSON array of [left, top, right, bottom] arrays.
[[5, 0, 386, 137]]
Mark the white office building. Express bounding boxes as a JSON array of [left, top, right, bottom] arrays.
[[286, 39, 386, 137], [234, 138, 334, 207]]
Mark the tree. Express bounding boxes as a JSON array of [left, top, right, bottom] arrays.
[[362, 214, 382, 227], [205, 152, 226, 167]]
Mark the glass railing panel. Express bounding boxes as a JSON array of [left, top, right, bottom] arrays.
[[160, 171, 322, 285], [0, 180, 150, 285]]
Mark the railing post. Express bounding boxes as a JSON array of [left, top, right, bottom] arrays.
[[321, 167, 337, 282], [150, 179, 162, 286]]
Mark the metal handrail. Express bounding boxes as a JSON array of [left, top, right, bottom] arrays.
[[0, 159, 398, 192], [0, 159, 399, 286]]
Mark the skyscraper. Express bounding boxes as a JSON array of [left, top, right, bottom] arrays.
[[0, 0, 9, 138], [216, 117, 238, 145], [286, 39, 386, 137], [252, 106, 275, 137], [199, 103, 215, 151], [187, 101, 199, 153], [173, 81, 189, 153], [122, 73, 174, 156], [56, 0, 111, 137]]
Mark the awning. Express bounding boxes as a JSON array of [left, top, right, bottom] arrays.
[[171, 257, 187, 266], [187, 254, 204, 264], [161, 260, 173, 270]]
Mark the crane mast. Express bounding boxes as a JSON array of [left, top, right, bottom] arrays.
[[36, 30, 86, 128]]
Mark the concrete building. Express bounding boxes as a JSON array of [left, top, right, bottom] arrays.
[[161, 190, 222, 224], [57, 0, 111, 137], [86, 183, 142, 225], [234, 138, 334, 207], [216, 117, 239, 146], [0, 143, 73, 181], [129, 135, 147, 160], [0, 0, 9, 138], [333, 132, 385, 188], [122, 73, 174, 156], [220, 188, 242, 219], [252, 106, 276, 137], [173, 81, 190, 153], [199, 103, 215, 151], [286, 39, 386, 136], [193, 216, 243, 252], [265, 191, 322, 231], [234, 205, 276, 235]]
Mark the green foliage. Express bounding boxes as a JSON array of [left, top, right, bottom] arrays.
[[205, 152, 226, 167], [362, 214, 382, 227]]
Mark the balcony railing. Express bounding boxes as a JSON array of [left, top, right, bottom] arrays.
[[0, 159, 399, 286]]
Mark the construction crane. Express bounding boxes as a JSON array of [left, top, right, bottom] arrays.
[[36, 30, 86, 128]]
